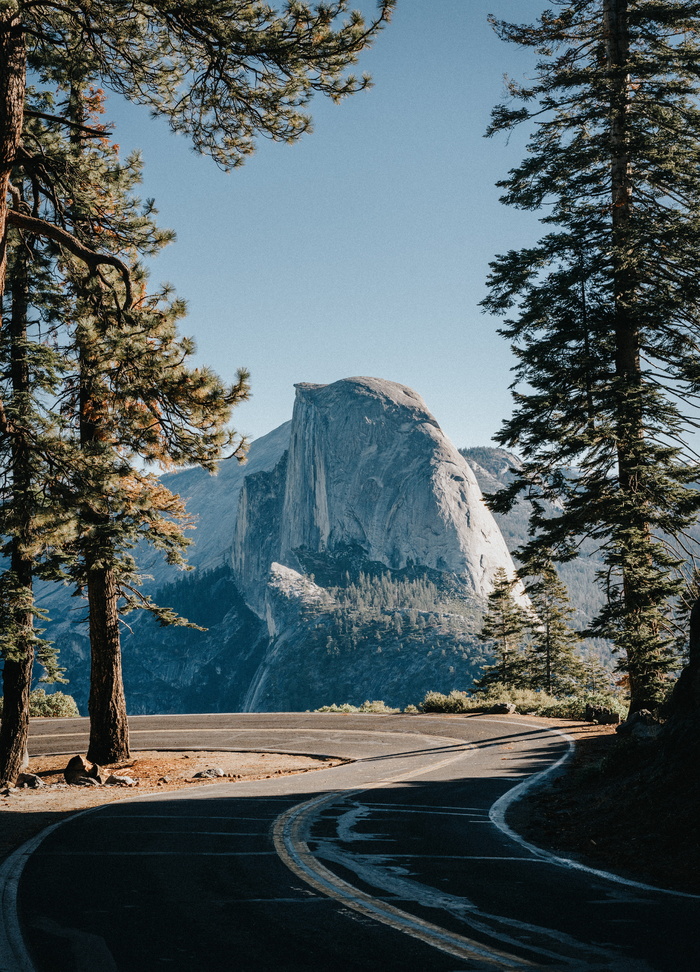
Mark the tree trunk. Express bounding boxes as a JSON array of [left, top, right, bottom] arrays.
[[0, 9, 25, 298], [70, 77, 130, 765], [80, 353, 130, 764], [0, 238, 34, 783], [604, 0, 657, 712], [0, 631, 32, 783], [668, 599, 700, 718], [86, 562, 130, 764]]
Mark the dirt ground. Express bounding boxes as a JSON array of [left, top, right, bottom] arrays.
[[0, 749, 344, 864]]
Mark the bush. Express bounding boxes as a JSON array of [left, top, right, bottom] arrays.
[[421, 690, 479, 713], [314, 699, 400, 714], [419, 685, 627, 719], [535, 692, 627, 720], [0, 688, 80, 719]]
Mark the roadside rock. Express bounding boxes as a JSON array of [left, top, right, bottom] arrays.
[[64, 755, 103, 786], [584, 704, 621, 725], [616, 709, 662, 740], [192, 767, 225, 779], [16, 773, 44, 789], [488, 702, 516, 714], [105, 775, 138, 786]]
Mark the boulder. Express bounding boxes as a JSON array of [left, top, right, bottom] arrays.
[[616, 709, 661, 739], [105, 774, 138, 786], [16, 773, 44, 788], [64, 755, 103, 785], [192, 767, 225, 779], [584, 704, 621, 725], [488, 702, 516, 714]]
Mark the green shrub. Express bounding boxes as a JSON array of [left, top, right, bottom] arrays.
[[535, 692, 627, 720], [421, 690, 480, 713], [419, 684, 626, 719], [0, 688, 80, 718], [314, 699, 400, 714]]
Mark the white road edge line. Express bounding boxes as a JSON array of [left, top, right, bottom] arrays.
[[0, 733, 468, 972], [0, 769, 333, 972], [483, 717, 700, 901]]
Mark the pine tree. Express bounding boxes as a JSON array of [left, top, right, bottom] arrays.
[[0, 85, 248, 772], [57, 88, 249, 763], [0, 207, 72, 782], [476, 568, 529, 689], [482, 1, 700, 713], [0, 0, 393, 296], [525, 563, 583, 695]]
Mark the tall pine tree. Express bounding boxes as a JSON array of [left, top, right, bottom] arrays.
[[483, 1, 700, 713], [0, 224, 71, 782], [476, 568, 529, 689], [0, 0, 393, 296], [0, 87, 248, 774], [57, 89, 249, 764], [525, 562, 583, 695]]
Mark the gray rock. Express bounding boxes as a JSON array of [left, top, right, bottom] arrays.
[[488, 702, 517, 714], [616, 709, 661, 737], [105, 774, 138, 786], [192, 767, 225, 779], [16, 773, 44, 788], [234, 378, 524, 613]]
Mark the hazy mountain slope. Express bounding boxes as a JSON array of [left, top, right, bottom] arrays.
[[39, 380, 534, 713]]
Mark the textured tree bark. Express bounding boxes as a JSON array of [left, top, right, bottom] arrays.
[[0, 9, 25, 298], [0, 635, 32, 783], [663, 600, 700, 756], [80, 354, 130, 762], [604, 0, 658, 712], [86, 562, 130, 764], [0, 241, 34, 783]]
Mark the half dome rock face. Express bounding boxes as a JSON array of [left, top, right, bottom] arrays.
[[234, 376, 519, 612]]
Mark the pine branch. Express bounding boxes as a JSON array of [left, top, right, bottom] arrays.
[[23, 109, 109, 138], [7, 210, 133, 308]]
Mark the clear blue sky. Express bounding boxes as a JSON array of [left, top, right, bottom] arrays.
[[107, 1, 547, 451]]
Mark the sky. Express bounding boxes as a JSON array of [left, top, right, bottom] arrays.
[[105, 0, 548, 451]]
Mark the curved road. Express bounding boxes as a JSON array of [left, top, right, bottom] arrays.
[[2, 713, 698, 971]]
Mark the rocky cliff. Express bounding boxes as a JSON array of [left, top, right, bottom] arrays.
[[42, 377, 526, 713], [234, 378, 519, 611], [224, 377, 523, 710]]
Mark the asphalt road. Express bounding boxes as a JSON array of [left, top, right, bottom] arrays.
[[2, 713, 698, 972]]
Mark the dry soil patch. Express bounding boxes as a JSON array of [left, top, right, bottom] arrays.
[[0, 749, 345, 863]]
